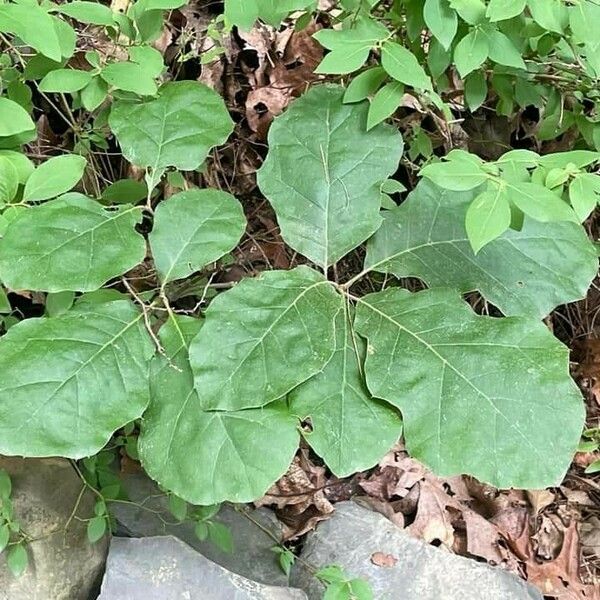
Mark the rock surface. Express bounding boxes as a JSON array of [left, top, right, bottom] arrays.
[[291, 501, 544, 600], [0, 456, 108, 600], [98, 535, 307, 599], [112, 473, 287, 585]]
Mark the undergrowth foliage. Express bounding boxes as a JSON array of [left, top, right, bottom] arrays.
[[0, 0, 598, 533]]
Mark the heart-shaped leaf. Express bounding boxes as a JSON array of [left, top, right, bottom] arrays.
[[258, 85, 403, 268], [109, 81, 234, 179]]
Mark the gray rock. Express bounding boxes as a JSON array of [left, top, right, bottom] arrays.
[[98, 536, 307, 599], [0, 456, 108, 600], [291, 501, 544, 600], [112, 473, 287, 585]]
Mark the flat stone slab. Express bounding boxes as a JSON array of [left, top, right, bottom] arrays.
[[0, 456, 107, 600], [98, 536, 307, 600], [112, 473, 287, 585], [291, 501, 543, 600]]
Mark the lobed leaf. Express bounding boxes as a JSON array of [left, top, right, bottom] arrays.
[[354, 287, 585, 488]]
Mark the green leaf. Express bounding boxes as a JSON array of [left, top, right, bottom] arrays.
[[505, 181, 579, 223], [585, 459, 600, 474], [453, 29, 489, 77], [465, 186, 512, 253], [538, 151, 599, 170], [0, 195, 145, 292], [486, 0, 526, 21], [0, 151, 34, 184], [291, 308, 402, 477], [381, 42, 433, 90], [257, 85, 402, 268], [0, 288, 11, 314], [168, 494, 188, 521], [57, 1, 115, 26], [486, 30, 526, 70], [101, 62, 157, 96], [464, 71, 487, 111], [420, 156, 487, 190], [189, 266, 342, 411], [149, 189, 246, 284], [367, 82, 404, 130], [225, 0, 314, 29], [23, 155, 87, 202], [527, 0, 567, 33], [354, 287, 585, 488], [0, 3, 62, 61], [207, 521, 233, 553], [0, 98, 35, 138], [344, 67, 387, 103], [39, 68, 93, 93], [0, 300, 154, 458], [7, 543, 28, 577], [364, 180, 598, 318], [569, 173, 600, 222], [0, 469, 11, 499], [101, 179, 147, 205], [46, 291, 75, 317], [195, 521, 209, 540], [109, 81, 234, 178], [0, 156, 19, 204], [314, 18, 388, 75], [87, 516, 107, 543], [139, 316, 300, 504], [128, 46, 164, 78], [424, 0, 458, 50], [448, 0, 486, 24], [0, 524, 9, 554], [81, 77, 108, 111]]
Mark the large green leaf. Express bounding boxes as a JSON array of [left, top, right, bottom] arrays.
[[109, 81, 234, 180], [0, 194, 146, 292], [139, 316, 299, 505], [0, 301, 155, 458], [257, 85, 403, 269], [189, 266, 343, 411], [354, 288, 585, 488], [364, 180, 597, 318], [149, 189, 246, 284], [291, 307, 402, 477]]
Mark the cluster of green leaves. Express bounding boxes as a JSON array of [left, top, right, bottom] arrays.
[[421, 148, 600, 251], [0, 469, 28, 577], [0, 78, 594, 510], [305, 0, 600, 145], [0, 0, 598, 544], [316, 564, 373, 600]]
